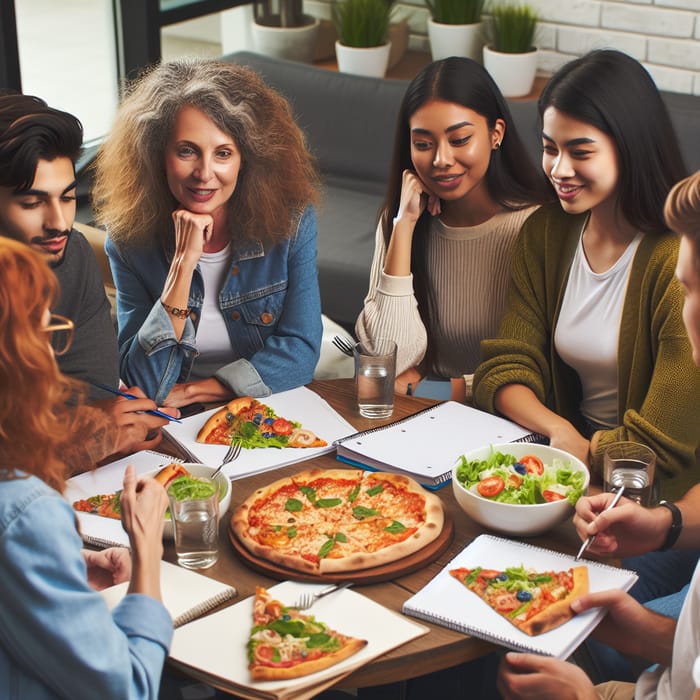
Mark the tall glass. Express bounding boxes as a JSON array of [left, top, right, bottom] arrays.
[[168, 477, 219, 569], [354, 338, 397, 419]]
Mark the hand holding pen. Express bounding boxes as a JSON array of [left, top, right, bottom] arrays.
[[96, 385, 181, 458], [92, 383, 181, 423], [575, 486, 626, 560]]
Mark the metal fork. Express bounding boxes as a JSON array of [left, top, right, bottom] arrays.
[[332, 335, 355, 357], [293, 582, 353, 610], [210, 441, 242, 478]]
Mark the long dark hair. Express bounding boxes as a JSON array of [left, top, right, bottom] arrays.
[[381, 57, 550, 371], [538, 49, 687, 235]]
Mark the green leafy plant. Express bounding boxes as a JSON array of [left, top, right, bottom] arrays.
[[426, 0, 485, 25], [488, 2, 538, 53], [332, 0, 393, 48], [254, 0, 310, 27]]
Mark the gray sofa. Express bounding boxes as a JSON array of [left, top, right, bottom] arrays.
[[223, 50, 700, 331]]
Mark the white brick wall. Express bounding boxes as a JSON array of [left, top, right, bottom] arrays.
[[309, 0, 700, 95]]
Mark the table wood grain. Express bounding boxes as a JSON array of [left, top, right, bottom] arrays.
[[162, 379, 584, 690]]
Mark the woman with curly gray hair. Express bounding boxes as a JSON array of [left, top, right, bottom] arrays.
[[93, 58, 322, 407]]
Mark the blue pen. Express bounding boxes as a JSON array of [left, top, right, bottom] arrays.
[[91, 383, 182, 423]]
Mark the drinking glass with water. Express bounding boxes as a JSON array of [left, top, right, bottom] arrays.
[[168, 476, 219, 569], [603, 442, 656, 506], [354, 338, 397, 419]]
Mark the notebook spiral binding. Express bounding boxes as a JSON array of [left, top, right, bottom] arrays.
[[332, 403, 439, 446]]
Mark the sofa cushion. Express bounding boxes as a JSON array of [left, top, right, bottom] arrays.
[[317, 178, 383, 327]]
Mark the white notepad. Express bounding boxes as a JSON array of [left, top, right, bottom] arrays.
[[101, 560, 237, 627], [64, 450, 181, 548], [168, 580, 429, 700], [334, 401, 542, 487], [402, 534, 638, 659], [164, 386, 355, 479]]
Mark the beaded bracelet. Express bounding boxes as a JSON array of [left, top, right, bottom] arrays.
[[161, 300, 191, 319]]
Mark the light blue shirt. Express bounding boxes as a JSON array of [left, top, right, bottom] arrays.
[[0, 473, 172, 700], [106, 205, 323, 404]]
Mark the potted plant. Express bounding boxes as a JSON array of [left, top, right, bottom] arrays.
[[425, 0, 485, 62], [483, 2, 539, 97], [251, 0, 320, 64], [332, 0, 393, 78]]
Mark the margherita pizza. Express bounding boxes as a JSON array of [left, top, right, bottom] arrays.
[[248, 586, 366, 681], [449, 564, 589, 636], [233, 468, 444, 575], [72, 463, 189, 519], [196, 396, 327, 449]]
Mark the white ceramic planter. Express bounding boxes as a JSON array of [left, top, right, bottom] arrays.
[[483, 45, 538, 98], [251, 16, 320, 64], [428, 19, 483, 63], [335, 40, 392, 79]]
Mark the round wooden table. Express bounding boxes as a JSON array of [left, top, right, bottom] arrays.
[[162, 379, 583, 694]]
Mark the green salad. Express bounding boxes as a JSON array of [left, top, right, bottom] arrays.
[[455, 448, 585, 506]]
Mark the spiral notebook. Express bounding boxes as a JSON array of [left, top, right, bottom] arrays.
[[101, 560, 237, 628], [64, 449, 182, 549], [334, 401, 544, 488], [402, 535, 638, 659]]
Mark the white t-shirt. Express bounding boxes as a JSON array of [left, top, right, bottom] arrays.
[[554, 233, 642, 429], [191, 244, 236, 380], [636, 560, 700, 700]]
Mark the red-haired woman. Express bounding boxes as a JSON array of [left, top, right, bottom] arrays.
[[0, 237, 172, 698]]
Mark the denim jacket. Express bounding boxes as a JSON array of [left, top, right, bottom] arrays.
[[106, 205, 322, 404], [0, 473, 172, 699]]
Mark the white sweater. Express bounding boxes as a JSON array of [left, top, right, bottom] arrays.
[[356, 206, 538, 379]]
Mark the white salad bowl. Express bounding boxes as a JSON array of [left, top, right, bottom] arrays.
[[452, 443, 589, 537], [162, 463, 231, 538]]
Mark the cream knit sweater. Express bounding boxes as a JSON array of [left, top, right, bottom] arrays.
[[356, 206, 538, 378]]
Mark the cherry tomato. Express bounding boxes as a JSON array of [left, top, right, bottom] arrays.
[[520, 455, 544, 475], [477, 476, 505, 498], [542, 489, 566, 502], [271, 418, 293, 435]]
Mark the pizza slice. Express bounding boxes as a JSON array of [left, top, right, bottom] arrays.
[[72, 463, 190, 520], [196, 396, 327, 449], [449, 564, 589, 636], [247, 586, 366, 681]]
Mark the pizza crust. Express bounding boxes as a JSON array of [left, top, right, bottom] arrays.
[[197, 397, 253, 443], [518, 566, 589, 636], [250, 636, 367, 681]]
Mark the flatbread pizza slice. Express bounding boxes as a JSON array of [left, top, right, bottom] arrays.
[[196, 396, 327, 449], [449, 564, 589, 636], [248, 586, 366, 681], [72, 463, 190, 520]]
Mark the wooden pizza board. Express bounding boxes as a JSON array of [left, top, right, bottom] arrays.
[[227, 513, 454, 584]]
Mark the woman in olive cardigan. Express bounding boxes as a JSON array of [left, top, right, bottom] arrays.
[[474, 50, 700, 502], [474, 204, 700, 501]]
